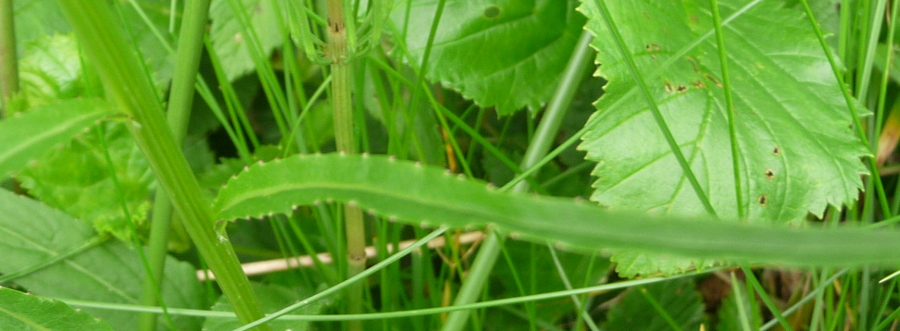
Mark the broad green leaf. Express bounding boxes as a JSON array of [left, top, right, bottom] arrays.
[[213, 154, 900, 267], [0, 98, 114, 179], [390, 0, 586, 115], [0, 288, 113, 331], [577, 0, 868, 276], [203, 282, 323, 331], [12, 0, 68, 56], [17, 34, 102, 110], [14, 32, 158, 242], [604, 277, 704, 331], [209, 0, 282, 81], [16, 122, 155, 242], [0, 189, 203, 331], [12, 1, 175, 90]]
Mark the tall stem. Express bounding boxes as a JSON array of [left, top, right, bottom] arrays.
[[441, 30, 595, 331], [54, 1, 268, 329], [138, 1, 212, 331], [0, 0, 17, 118], [326, 0, 366, 329]]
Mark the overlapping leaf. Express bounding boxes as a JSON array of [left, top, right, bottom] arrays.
[[0, 189, 202, 331], [209, 0, 282, 81], [577, 0, 869, 276], [0, 98, 114, 179], [390, 0, 586, 115], [212, 154, 900, 267], [13, 33, 156, 241], [12, 1, 176, 89], [0, 288, 113, 331]]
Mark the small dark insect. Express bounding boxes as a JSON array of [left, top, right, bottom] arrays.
[[676, 84, 688, 93], [765, 169, 775, 179], [772, 146, 780, 156], [758, 194, 768, 206]]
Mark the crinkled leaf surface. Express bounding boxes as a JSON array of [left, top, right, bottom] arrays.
[[212, 154, 900, 267], [604, 277, 704, 331], [0, 288, 113, 331], [391, 0, 585, 115], [0, 189, 203, 331], [12, 1, 175, 89], [209, 0, 282, 81], [13, 34, 156, 241], [17, 34, 101, 110], [0, 98, 114, 179], [577, 0, 869, 276], [17, 122, 155, 242]]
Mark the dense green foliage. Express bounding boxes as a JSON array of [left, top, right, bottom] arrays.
[[1, 0, 900, 330]]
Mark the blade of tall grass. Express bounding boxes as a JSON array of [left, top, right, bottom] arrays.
[[63, 266, 709, 322], [798, 0, 891, 218], [709, 0, 744, 218], [54, 1, 268, 329], [139, 2, 211, 330], [590, 0, 716, 217], [440, 30, 595, 331]]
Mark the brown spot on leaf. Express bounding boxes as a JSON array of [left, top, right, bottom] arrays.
[[765, 169, 775, 179], [758, 194, 768, 206]]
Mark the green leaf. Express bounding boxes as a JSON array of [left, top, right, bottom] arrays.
[[577, 0, 868, 276], [213, 154, 900, 267], [12, 2, 175, 91], [391, 0, 586, 115], [16, 122, 155, 242], [0, 98, 115, 179], [604, 277, 704, 331], [0, 189, 203, 331], [209, 0, 282, 81], [0, 288, 113, 331], [17, 34, 102, 111], [12, 0, 69, 56], [203, 282, 324, 331]]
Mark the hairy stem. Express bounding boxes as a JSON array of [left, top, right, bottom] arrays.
[[326, 0, 366, 329]]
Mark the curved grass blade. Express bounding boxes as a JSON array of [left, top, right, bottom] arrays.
[[214, 153, 900, 267], [0, 98, 115, 179]]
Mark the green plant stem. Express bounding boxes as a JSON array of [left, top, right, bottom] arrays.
[[54, 1, 268, 330], [325, 0, 366, 328], [63, 269, 708, 322], [592, 0, 717, 217], [798, 0, 892, 219], [441, 30, 595, 331], [0, 0, 16, 117], [709, 0, 743, 219], [138, 1, 211, 331]]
